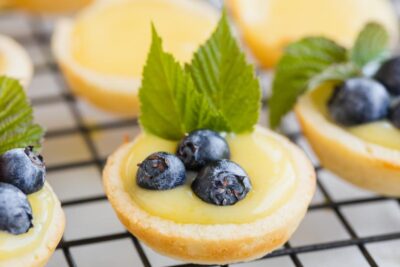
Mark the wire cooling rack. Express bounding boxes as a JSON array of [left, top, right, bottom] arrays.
[[1, 1, 400, 266]]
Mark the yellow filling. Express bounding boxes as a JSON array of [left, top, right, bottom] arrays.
[[0, 184, 55, 260], [72, 0, 217, 77], [122, 128, 297, 224], [310, 84, 400, 150]]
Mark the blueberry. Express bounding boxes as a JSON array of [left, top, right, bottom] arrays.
[[0, 146, 46, 194], [0, 182, 33, 235], [389, 99, 400, 129], [375, 56, 400, 96], [191, 159, 251, 206], [177, 130, 230, 170], [328, 78, 390, 126], [136, 152, 186, 190]]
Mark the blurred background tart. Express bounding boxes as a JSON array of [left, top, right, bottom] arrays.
[[0, 34, 32, 88], [227, 0, 399, 68], [295, 82, 400, 197], [5, 0, 92, 14], [52, 0, 219, 115]]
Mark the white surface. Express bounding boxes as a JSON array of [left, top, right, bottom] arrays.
[[232, 257, 295, 267], [298, 247, 370, 267], [47, 166, 103, 202]]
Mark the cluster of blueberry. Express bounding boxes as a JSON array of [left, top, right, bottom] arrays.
[[0, 147, 46, 235], [328, 56, 400, 128], [136, 130, 252, 206]]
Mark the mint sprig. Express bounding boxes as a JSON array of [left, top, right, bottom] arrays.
[[269, 22, 390, 128], [139, 14, 261, 140], [0, 76, 45, 154], [269, 38, 348, 128]]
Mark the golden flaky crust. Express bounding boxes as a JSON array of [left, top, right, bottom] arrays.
[[103, 126, 315, 264], [296, 94, 400, 197], [0, 183, 65, 267]]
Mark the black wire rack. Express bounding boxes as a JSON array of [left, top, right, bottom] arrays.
[[1, 1, 400, 266]]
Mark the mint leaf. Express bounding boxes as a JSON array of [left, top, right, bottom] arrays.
[[269, 37, 348, 128], [350, 22, 390, 67], [308, 62, 361, 89], [0, 76, 44, 154], [139, 26, 226, 140], [188, 12, 261, 133]]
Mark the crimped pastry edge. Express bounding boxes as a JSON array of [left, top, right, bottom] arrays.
[[103, 126, 316, 264], [0, 183, 65, 267], [295, 94, 400, 197]]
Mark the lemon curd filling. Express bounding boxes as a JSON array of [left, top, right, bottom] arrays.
[[71, 0, 217, 77], [122, 128, 298, 224], [310, 84, 400, 150], [0, 184, 55, 260]]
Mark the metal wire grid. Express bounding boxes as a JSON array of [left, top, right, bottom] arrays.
[[1, 6, 400, 267]]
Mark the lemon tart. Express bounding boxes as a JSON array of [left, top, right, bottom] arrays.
[[12, 0, 92, 14], [296, 84, 400, 197], [0, 34, 32, 88], [52, 0, 219, 115], [0, 183, 65, 267], [104, 126, 315, 264], [103, 14, 315, 264], [0, 77, 65, 267], [270, 23, 400, 196], [227, 0, 398, 68]]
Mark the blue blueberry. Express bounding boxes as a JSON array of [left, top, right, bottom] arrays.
[[0, 146, 46, 194], [136, 152, 186, 190], [389, 99, 400, 129], [191, 159, 251, 206], [177, 130, 230, 170], [0, 182, 33, 235], [375, 56, 400, 96], [328, 78, 390, 126]]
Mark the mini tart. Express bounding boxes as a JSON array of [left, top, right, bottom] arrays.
[[295, 89, 400, 197], [12, 0, 92, 14], [103, 126, 315, 264], [0, 183, 65, 267], [227, 0, 398, 68], [0, 34, 33, 88], [52, 0, 218, 115]]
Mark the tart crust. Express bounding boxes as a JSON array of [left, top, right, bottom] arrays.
[[0, 183, 65, 267], [103, 126, 315, 264], [52, 0, 219, 115], [295, 94, 400, 197]]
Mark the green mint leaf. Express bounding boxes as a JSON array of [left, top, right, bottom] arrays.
[[0, 76, 45, 154], [308, 62, 361, 89], [350, 22, 390, 67], [188, 12, 261, 133], [139, 26, 226, 140], [269, 37, 348, 128]]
